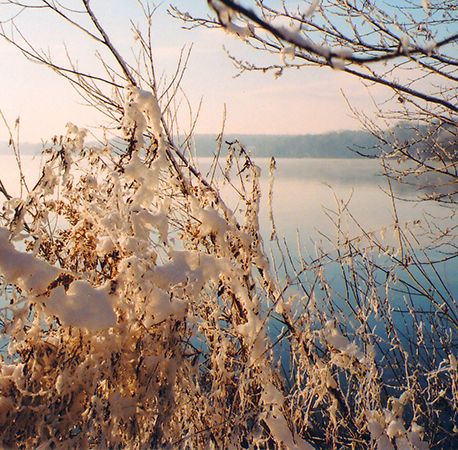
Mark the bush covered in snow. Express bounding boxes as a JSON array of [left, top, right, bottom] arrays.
[[0, 86, 455, 449], [0, 1, 456, 448]]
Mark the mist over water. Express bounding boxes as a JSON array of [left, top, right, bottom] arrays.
[[197, 157, 452, 254], [1, 154, 453, 253]]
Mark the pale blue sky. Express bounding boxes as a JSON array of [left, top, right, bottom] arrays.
[[0, 1, 384, 142]]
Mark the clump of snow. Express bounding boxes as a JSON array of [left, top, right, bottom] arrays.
[[278, 26, 331, 59], [280, 46, 296, 63], [323, 320, 365, 363], [124, 152, 167, 207], [261, 381, 315, 449], [305, 0, 320, 18], [209, 0, 253, 38], [330, 57, 346, 70], [0, 227, 116, 331], [366, 394, 429, 450], [0, 227, 60, 294], [191, 198, 229, 246], [400, 34, 410, 54], [333, 47, 353, 59], [143, 287, 186, 327], [44, 281, 117, 330], [96, 235, 116, 256], [122, 86, 162, 147]]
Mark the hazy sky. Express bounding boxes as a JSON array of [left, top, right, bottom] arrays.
[[0, 1, 385, 142]]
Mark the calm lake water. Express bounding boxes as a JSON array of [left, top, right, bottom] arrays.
[[197, 157, 456, 254], [1, 154, 456, 310], [1, 153, 455, 258]]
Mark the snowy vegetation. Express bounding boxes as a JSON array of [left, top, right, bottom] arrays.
[[0, 1, 457, 448], [3, 86, 453, 450]]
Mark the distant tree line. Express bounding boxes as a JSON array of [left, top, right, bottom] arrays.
[[388, 121, 458, 162], [194, 122, 458, 160], [194, 130, 379, 158], [3, 122, 456, 160], [1, 131, 378, 158]]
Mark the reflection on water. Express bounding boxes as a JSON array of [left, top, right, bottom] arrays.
[[196, 157, 457, 323], [197, 157, 453, 255], [1, 154, 453, 254]]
